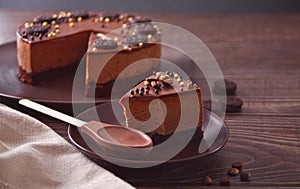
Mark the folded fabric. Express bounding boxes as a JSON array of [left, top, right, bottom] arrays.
[[0, 104, 134, 189]]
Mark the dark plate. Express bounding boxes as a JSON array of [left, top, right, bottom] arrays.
[[68, 102, 229, 167], [0, 42, 199, 105]]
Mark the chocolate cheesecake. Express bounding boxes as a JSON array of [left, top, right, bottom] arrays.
[[119, 71, 204, 136], [16, 11, 161, 97], [85, 24, 161, 97]]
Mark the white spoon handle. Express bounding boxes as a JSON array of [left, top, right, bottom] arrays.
[[19, 99, 86, 127]]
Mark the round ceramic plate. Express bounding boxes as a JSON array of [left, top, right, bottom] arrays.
[[68, 102, 229, 166], [0, 42, 200, 104]]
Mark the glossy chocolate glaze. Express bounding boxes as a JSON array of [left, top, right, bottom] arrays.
[[97, 126, 151, 147]]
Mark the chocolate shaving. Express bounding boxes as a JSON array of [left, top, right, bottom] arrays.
[[71, 10, 89, 19], [93, 39, 118, 50], [124, 34, 147, 47], [101, 12, 120, 21], [25, 25, 50, 36], [33, 15, 55, 24], [132, 18, 152, 23], [134, 23, 157, 35]]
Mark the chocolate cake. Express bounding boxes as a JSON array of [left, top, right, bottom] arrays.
[[16, 11, 161, 97], [85, 26, 161, 97], [119, 71, 204, 136]]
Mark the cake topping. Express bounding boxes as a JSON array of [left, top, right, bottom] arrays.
[[71, 10, 89, 19], [69, 22, 75, 27], [33, 14, 56, 24], [93, 39, 118, 50], [144, 80, 150, 86], [134, 23, 157, 35], [123, 34, 147, 47], [128, 71, 200, 98], [24, 25, 50, 36], [101, 12, 120, 22], [132, 18, 152, 23]]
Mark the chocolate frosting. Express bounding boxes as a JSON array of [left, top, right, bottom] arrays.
[[120, 71, 201, 103]]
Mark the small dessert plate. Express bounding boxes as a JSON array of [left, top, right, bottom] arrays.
[[68, 102, 229, 167]]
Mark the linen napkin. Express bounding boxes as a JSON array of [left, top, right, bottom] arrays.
[[0, 104, 134, 189]]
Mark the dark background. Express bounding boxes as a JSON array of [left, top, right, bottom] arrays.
[[0, 0, 300, 12]]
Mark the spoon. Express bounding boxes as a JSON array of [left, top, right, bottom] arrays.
[[19, 99, 153, 154]]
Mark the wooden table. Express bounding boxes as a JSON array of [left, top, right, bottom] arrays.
[[0, 10, 300, 188]]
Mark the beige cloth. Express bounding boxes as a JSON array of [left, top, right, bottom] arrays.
[[0, 104, 134, 189]]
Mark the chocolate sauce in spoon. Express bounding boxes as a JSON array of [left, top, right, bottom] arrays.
[[19, 99, 153, 150]]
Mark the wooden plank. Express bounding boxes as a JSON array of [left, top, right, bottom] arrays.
[[1, 11, 300, 188]]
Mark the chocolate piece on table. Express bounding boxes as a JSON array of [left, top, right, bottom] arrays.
[[226, 96, 243, 112], [227, 168, 240, 176], [220, 177, 231, 186], [240, 172, 251, 182], [214, 79, 237, 95], [232, 161, 243, 170]]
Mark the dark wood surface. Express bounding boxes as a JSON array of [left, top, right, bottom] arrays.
[[0, 10, 300, 188]]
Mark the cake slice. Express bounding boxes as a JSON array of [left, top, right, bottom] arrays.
[[119, 71, 204, 136], [85, 24, 161, 97]]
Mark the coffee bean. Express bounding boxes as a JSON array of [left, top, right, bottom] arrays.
[[226, 96, 243, 112], [232, 162, 243, 170], [227, 168, 240, 176], [240, 172, 251, 182], [220, 177, 231, 186], [214, 79, 237, 95], [201, 176, 213, 186]]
